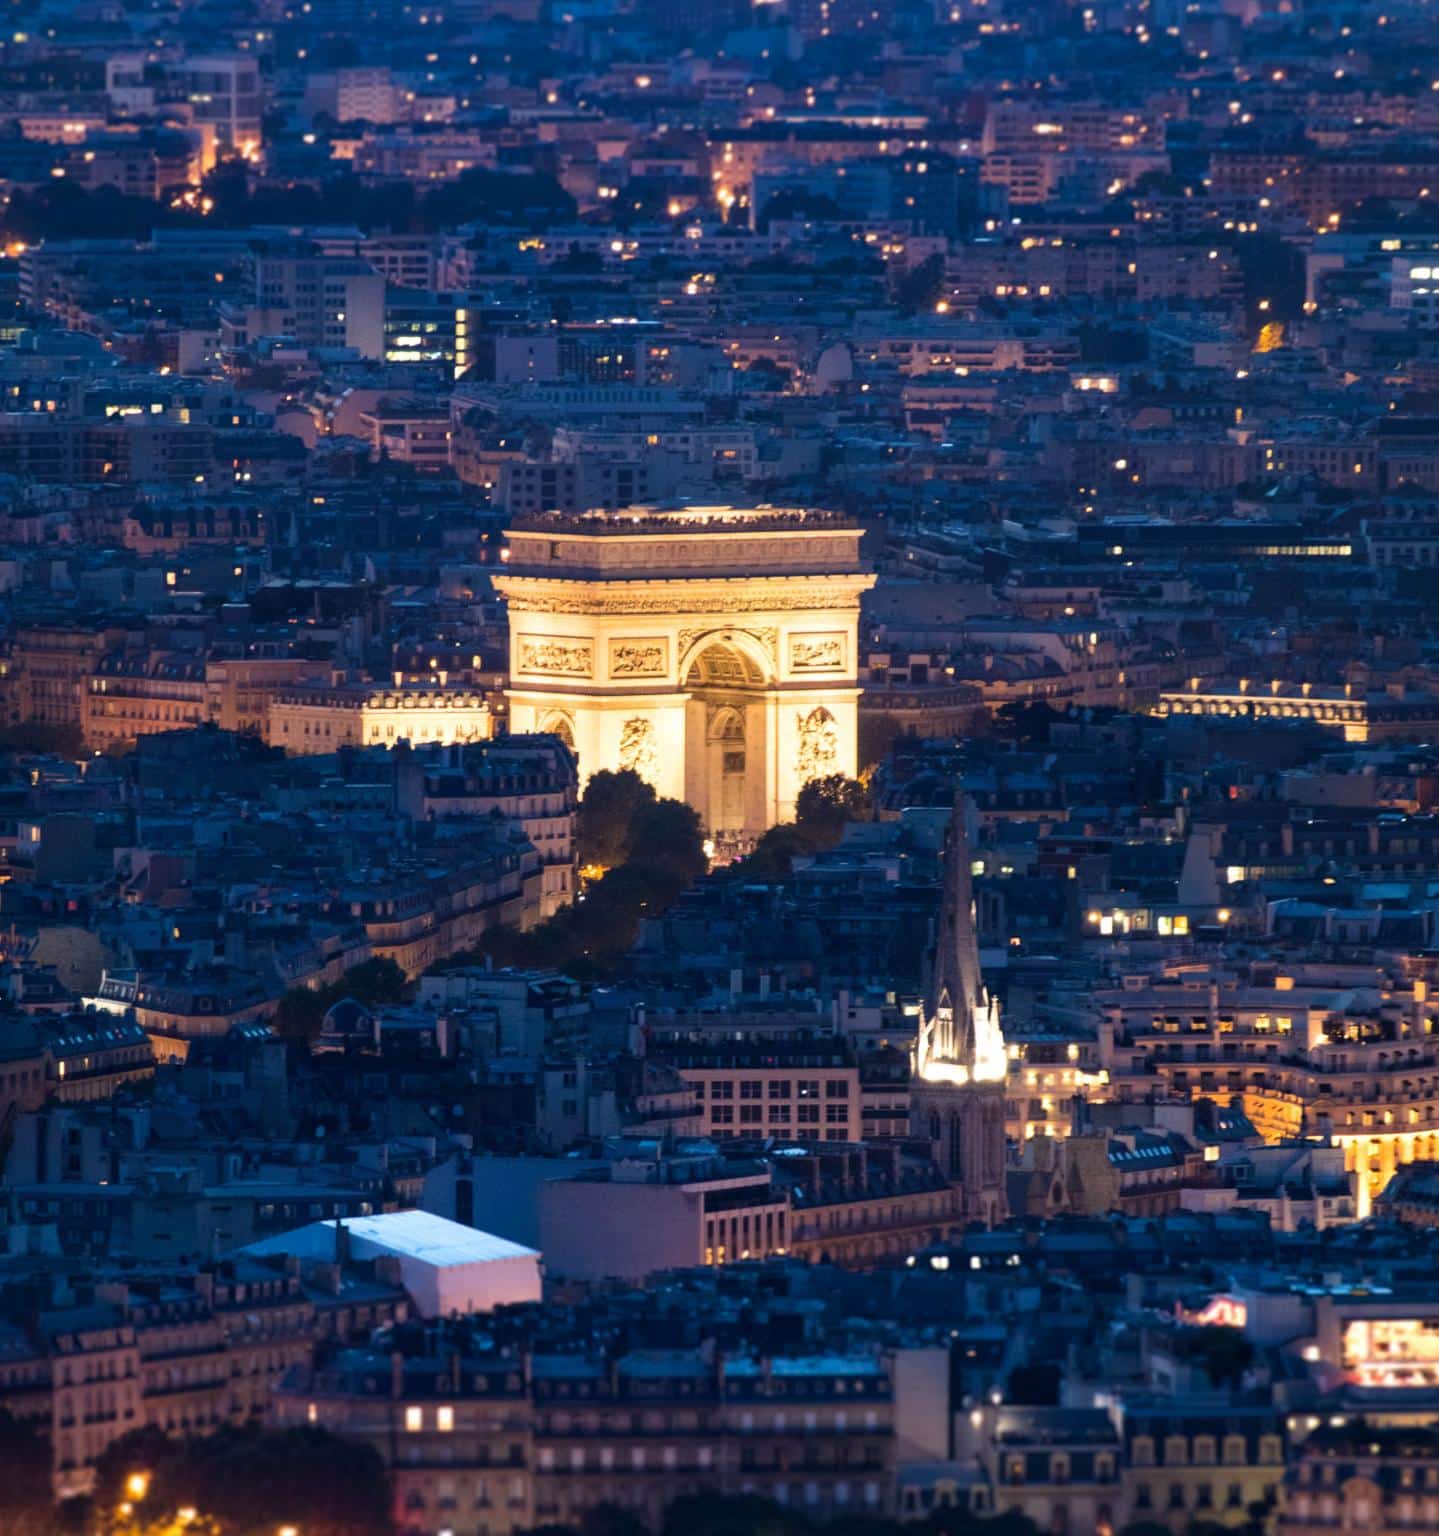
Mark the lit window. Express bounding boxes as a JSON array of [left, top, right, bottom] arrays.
[[405, 1406, 423, 1432]]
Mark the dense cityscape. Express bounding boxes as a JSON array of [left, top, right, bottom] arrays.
[[5, 0, 1439, 1533]]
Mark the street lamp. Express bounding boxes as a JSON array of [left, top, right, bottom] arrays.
[[126, 1472, 151, 1503]]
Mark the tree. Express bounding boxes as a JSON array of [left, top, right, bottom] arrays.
[[418, 166, 576, 230], [274, 986, 328, 1040], [927, 1509, 1042, 1536], [737, 775, 869, 879], [0, 1411, 60, 1536], [563, 862, 675, 956], [273, 956, 408, 1041], [0, 722, 84, 757], [795, 774, 870, 847], [338, 956, 408, 1005], [576, 769, 657, 873], [579, 1504, 652, 1536], [992, 701, 1057, 744], [629, 797, 708, 885], [744, 822, 819, 880], [1172, 1325, 1253, 1388], [453, 782, 704, 976], [661, 1493, 812, 1536], [1075, 323, 1149, 365], [553, 248, 604, 273], [91, 1424, 390, 1536], [756, 187, 847, 230], [895, 253, 945, 315], [1004, 1361, 1061, 1406], [2, 182, 188, 243], [1234, 231, 1305, 329]]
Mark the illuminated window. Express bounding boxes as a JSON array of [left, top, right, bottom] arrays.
[[405, 1406, 423, 1432]]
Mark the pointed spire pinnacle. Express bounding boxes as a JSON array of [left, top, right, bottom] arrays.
[[927, 790, 986, 1064]]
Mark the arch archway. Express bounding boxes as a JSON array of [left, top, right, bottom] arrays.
[[537, 710, 575, 750], [677, 629, 774, 690], [682, 635, 774, 851]]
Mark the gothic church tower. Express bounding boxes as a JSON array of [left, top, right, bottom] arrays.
[[910, 793, 1008, 1225]]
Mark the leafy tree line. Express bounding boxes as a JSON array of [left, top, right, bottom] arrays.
[[0, 1414, 390, 1536], [529, 1494, 1266, 1536], [88, 1423, 391, 1536], [0, 722, 85, 757], [273, 954, 409, 1041], [452, 769, 707, 976], [2, 163, 576, 246], [743, 774, 872, 879], [529, 1494, 1044, 1536]]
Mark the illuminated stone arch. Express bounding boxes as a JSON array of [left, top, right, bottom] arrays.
[[495, 506, 874, 844]]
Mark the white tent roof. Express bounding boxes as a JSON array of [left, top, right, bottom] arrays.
[[247, 1209, 539, 1266]]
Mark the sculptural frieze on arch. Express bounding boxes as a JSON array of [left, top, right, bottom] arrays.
[[516, 637, 593, 677], [494, 504, 875, 849]]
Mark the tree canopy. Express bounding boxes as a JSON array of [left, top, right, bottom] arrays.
[[895, 253, 946, 314], [742, 774, 870, 878], [274, 955, 409, 1040], [1, 164, 577, 247], [576, 768, 657, 873], [460, 770, 707, 976], [0, 1411, 61, 1536], [521, 1495, 1042, 1536], [90, 1423, 391, 1536], [795, 774, 871, 842], [1171, 1325, 1254, 1388]]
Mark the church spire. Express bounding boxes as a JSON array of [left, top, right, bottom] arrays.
[[927, 790, 986, 1061], [916, 790, 1006, 1086], [911, 789, 1009, 1223]]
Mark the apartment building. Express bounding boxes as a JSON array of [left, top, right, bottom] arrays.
[[397, 736, 578, 918], [221, 247, 385, 359], [275, 1342, 898, 1536], [650, 1031, 865, 1143], [1276, 1425, 1439, 1536], [265, 681, 493, 753], [1097, 969, 1439, 1215]]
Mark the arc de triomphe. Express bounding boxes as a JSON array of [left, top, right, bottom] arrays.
[[493, 505, 875, 848]]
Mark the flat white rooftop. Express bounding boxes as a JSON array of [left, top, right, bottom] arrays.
[[249, 1208, 539, 1266]]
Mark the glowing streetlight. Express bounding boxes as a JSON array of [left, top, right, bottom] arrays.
[[126, 1472, 151, 1502]]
